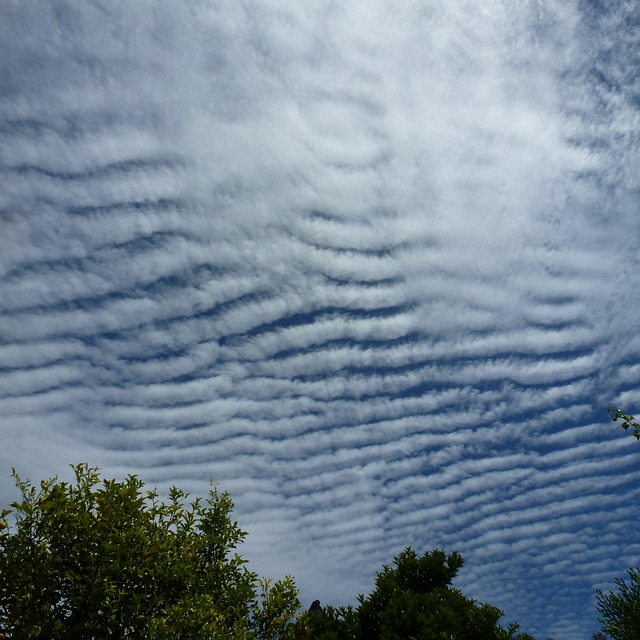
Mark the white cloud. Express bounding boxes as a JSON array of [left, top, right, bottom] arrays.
[[1, 1, 639, 639]]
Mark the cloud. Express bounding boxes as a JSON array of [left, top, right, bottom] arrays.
[[1, 1, 640, 638]]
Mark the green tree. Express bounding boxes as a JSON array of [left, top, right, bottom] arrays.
[[596, 569, 640, 640], [0, 464, 300, 640], [594, 408, 640, 640], [300, 547, 537, 640]]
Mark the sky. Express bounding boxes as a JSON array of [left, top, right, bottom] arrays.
[[1, 1, 640, 638]]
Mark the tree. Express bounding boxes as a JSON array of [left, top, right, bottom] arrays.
[[0, 464, 300, 639], [596, 569, 640, 640], [299, 547, 537, 640], [594, 408, 640, 640]]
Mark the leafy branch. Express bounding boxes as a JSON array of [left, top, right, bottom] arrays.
[[608, 406, 640, 440]]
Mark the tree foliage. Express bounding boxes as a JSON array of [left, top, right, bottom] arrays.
[[0, 465, 543, 639], [0, 464, 299, 639], [594, 408, 640, 640], [299, 547, 537, 640], [596, 568, 640, 640], [608, 406, 640, 440]]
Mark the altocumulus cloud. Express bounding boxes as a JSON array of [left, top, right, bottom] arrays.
[[1, 1, 640, 638]]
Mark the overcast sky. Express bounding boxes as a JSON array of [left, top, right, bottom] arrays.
[[2, 1, 640, 638]]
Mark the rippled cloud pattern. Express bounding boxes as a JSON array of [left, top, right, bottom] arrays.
[[2, 2, 640, 638]]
